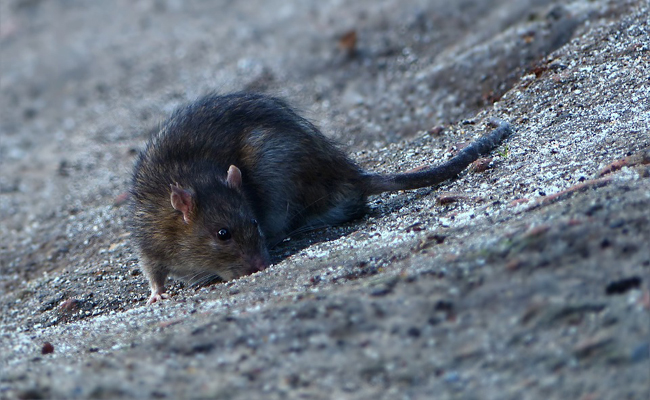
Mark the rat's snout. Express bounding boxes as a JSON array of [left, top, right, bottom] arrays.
[[246, 254, 270, 274]]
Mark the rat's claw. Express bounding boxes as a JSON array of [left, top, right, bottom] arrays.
[[147, 290, 170, 305]]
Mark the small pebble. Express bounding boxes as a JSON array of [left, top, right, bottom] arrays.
[[41, 342, 54, 355]]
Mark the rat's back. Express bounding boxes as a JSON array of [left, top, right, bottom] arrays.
[[134, 93, 368, 244]]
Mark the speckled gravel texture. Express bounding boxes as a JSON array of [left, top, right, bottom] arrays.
[[1, 0, 649, 399]]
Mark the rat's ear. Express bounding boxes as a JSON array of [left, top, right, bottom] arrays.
[[226, 165, 242, 190], [170, 183, 193, 224]]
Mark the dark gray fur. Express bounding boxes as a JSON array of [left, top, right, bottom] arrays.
[[130, 92, 512, 303]]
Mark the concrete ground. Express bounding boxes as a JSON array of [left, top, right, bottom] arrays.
[[1, 0, 648, 399]]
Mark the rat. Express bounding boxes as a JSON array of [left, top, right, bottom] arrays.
[[130, 92, 512, 304]]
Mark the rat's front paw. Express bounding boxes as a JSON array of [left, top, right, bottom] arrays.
[[147, 290, 170, 305]]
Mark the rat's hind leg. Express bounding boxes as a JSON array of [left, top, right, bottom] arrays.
[[304, 191, 368, 229]]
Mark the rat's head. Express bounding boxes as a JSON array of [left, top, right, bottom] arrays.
[[169, 165, 270, 281]]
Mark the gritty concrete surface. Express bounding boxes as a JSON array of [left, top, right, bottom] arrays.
[[1, 0, 649, 399]]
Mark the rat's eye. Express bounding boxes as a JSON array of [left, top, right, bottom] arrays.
[[216, 228, 231, 241], [251, 219, 258, 227]]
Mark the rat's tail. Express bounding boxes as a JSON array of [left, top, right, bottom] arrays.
[[362, 119, 512, 195]]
